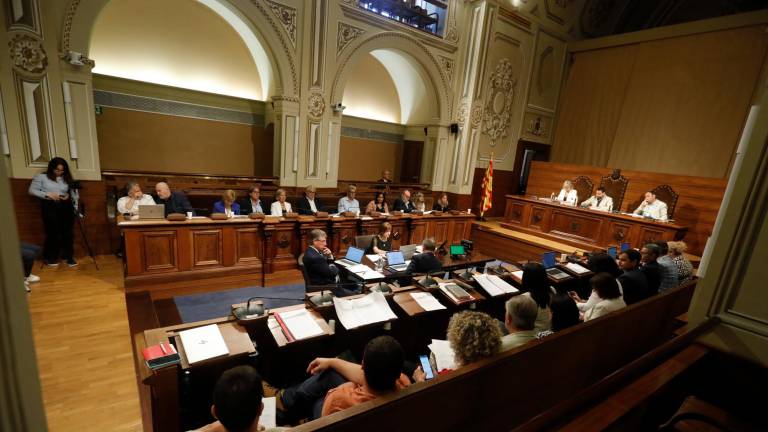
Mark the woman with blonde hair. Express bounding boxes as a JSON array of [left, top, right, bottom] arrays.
[[447, 310, 502, 367], [556, 180, 578, 206], [668, 241, 693, 283], [270, 188, 293, 216], [413, 192, 426, 212], [213, 189, 239, 216]]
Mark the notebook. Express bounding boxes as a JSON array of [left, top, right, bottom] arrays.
[[334, 246, 365, 267], [541, 252, 570, 280], [178, 324, 229, 364]]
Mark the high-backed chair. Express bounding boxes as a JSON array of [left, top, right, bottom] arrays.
[[297, 253, 311, 287], [572, 176, 594, 205], [355, 234, 374, 251], [652, 184, 680, 219], [600, 169, 629, 211]]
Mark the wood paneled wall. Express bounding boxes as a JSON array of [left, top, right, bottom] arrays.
[[338, 137, 402, 181], [525, 161, 727, 255], [470, 167, 516, 217]]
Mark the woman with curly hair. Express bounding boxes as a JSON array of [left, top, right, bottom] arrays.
[[446, 310, 502, 366]]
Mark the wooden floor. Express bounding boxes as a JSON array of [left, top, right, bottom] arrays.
[[26, 254, 305, 432]]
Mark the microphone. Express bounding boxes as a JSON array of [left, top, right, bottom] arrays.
[[459, 266, 473, 280], [371, 281, 391, 294], [308, 282, 362, 307], [232, 297, 266, 321], [421, 270, 438, 288]]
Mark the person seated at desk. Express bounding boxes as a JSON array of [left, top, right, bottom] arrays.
[[433, 193, 451, 212], [270, 189, 293, 216], [640, 243, 663, 293], [578, 273, 626, 322], [633, 191, 668, 221], [365, 191, 389, 215], [117, 181, 156, 215], [239, 185, 265, 215], [412, 192, 426, 212], [193, 365, 287, 432], [519, 262, 554, 333], [368, 222, 392, 255], [337, 184, 360, 214], [377, 169, 392, 184], [268, 335, 423, 421], [617, 249, 651, 305], [297, 185, 323, 215], [500, 295, 539, 351], [302, 229, 338, 285], [405, 238, 441, 275], [213, 189, 240, 217], [555, 180, 578, 206], [392, 189, 414, 213], [154, 182, 193, 216], [580, 187, 613, 212], [536, 293, 580, 339], [668, 241, 693, 283], [448, 311, 503, 366], [575, 253, 623, 313], [654, 241, 679, 292]]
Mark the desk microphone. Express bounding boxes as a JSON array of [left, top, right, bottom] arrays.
[[308, 282, 361, 307], [233, 297, 266, 320], [421, 270, 438, 288], [459, 267, 473, 280], [372, 281, 391, 294]]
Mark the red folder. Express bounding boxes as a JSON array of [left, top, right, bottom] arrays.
[[142, 342, 177, 361], [273, 312, 295, 343]]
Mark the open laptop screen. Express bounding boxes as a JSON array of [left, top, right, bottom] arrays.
[[386, 251, 405, 265], [450, 245, 465, 255], [621, 242, 631, 252], [345, 247, 364, 263], [607, 246, 617, 259], [541, 252, 556, 269]]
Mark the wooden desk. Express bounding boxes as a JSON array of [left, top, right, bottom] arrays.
[[501, 195, 688, 251]]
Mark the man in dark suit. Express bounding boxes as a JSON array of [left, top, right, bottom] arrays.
[[392, 190, 415, 213], [297, 185, 323, 215], [239, 185, 265, 214], [617, 249, 652, 305], [406, 238, 442, 275], [153, 182, 193, 216], [640, 243, 663, 293], [303, 229, 339, 285]]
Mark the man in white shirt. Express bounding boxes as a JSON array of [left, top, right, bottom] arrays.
[[337, 184, 360, 214], [500, 295, 539, 351], [634, 191, 668, 221], [117, 181, 155, 215], [580, 187, 614, 212]]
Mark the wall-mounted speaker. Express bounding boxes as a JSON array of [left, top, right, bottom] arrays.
[[450, 123, 459, 134]]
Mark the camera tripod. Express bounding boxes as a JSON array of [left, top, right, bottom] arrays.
[[74, 202, 99, 270]]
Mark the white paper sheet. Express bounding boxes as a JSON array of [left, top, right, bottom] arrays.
[[261, 397, 276, 428], [358, 270, 385, 280], [410, 291, 446, 311], [473, 274, 519, 296], [333, 291, 397, 329], [366, 254, 383, 262], [179, 324, 229, 364], [345, 263, 370, 273], [360, 216, 374, 220], [511, 270, 524, 280], [565, 262, 590, 274], [428, 339, 456, 371], [276, 308, 324, 340]]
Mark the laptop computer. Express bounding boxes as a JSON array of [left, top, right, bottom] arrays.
[[334, 246, 365, 267], [541, 252, 570, 280], [138, 204, 165, 219], [607, 246, 618, 259], [386, 251, 408, 272], [400, 244, 418, 260], [621, 242, 631, 252]]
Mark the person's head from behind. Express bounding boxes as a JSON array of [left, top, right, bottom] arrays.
[[47, 157, 72, 183], [211, 365, 263, 432], [595, 187, 606, 198], [641, 243, 660, 264], [155, 182, 171, 200], [421, 237, 436, 252], [668, 241, 687, 257], [125, 181, 143, 199], [654, 241, 669, 256], [222, 189, 236, 207], [374, 191, 386, 204], [644, 191, 656, 204], [402, 189, 411, 202], [447, 311, 502, 366], [522, 262, 550, 309], [591, 272, 622, 300], [361, 336, 404, 393], [548, 293, 581, 332], [618, 249, 641, 271], [504, 295, 538, 333], [587, 253, 621, 277]]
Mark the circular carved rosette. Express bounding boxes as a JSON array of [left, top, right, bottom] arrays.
[[9, 33, 47, 75], [308, 91, 325, 119]]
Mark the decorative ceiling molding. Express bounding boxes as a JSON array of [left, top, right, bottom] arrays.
[[248, 0, 298, 95], [61, 0, 82, 52], [481, 58, 516, 145], [437, 55, 455, 84], [9, 33, 47, 75], [337, 21, 365, 55], [266, 0, 297, 49]]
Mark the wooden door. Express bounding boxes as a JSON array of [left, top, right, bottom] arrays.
[[400, 140, 424, 182]]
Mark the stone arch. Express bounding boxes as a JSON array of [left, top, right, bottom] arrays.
[[331, 32, 451, 124], [61, 0, 298, 98]]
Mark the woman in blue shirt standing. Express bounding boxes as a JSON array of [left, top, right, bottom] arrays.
[[28, 157, 76, 267]]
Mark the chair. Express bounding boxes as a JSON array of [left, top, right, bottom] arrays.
[[572, 176, 594, 205], [599, 169, 629, 211], [355, 234, 374, 251], [298, 253, 311, 287]]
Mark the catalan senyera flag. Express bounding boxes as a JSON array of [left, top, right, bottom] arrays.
[[480, 155, 494, 217]]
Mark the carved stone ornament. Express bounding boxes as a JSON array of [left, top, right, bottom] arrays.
[[482, 58, 517, 145], [470, 103, 484, 129], [266, 0, 297, 49], [437, 55, 455, 83], [337, 22, 365, 54], [308, 91, 325, 118], [9, 33, 47, 74], [457, 101, 468, 124], [445, 26, 459, 43]]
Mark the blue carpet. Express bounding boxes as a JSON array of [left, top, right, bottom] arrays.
[[174, 284, 306, 323]]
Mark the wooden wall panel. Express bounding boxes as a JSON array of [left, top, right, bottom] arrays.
[[338, 137, 402, 181], [525, 161, 727, 255], [470, 167, 517, 217]]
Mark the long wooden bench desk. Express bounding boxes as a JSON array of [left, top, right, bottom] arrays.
[[501, 195, 688, 252], [119, 212, 474, 290]]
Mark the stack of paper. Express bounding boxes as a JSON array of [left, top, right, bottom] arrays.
[[275, 308, 324, 341], [358, 269, 385, 280], [473, 274, 519, 296], [345, 263, 370, 272], [179, 324, 230, 364], [428, 339, 456, 371], [410, 291, 446, 311], [366, 254, 383, 262], [564, 262, 590, 274], [333, 291, 397, 329]]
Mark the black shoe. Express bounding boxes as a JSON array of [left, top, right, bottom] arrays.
[[66, 258, 78, 267]]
